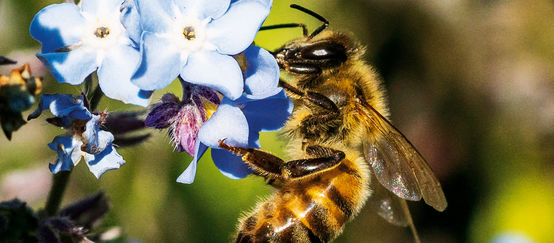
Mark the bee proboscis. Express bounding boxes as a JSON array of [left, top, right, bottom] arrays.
[[219, 4, 447, 242]]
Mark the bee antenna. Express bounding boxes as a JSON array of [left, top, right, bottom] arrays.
[[289, 4, 329, 39], [259, 23, 309, 37]]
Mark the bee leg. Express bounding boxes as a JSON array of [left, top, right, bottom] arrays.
[[304, 145, 342, 157], [282, 149, 345, 178], [279, 80, 340, 113], [219, 140, 286, 180], [218, 140, 345, 180]]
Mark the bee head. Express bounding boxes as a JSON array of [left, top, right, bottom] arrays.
[[260, 5, 358, 75], [274, 31, 355, 75]]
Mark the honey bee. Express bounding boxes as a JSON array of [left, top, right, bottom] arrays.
[[219, 4, 447, 242]]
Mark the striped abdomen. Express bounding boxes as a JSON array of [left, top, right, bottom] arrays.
[[236, 158, 369, 243]]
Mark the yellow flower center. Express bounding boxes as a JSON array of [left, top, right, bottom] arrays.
[[183, 26, 196, 40], [203, 98, 219, 120], [94, 27, 110, 38]]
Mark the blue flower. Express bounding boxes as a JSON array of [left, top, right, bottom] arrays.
[[144, 45, 292, 183], [30, 0, 151, 106], [130, 0, 273, 100], [177, 88, 291, 183], [28, 94, 125, 178]]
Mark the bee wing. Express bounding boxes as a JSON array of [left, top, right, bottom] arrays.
[[358, 103, 447, 212], [367, 174, 410, 226]]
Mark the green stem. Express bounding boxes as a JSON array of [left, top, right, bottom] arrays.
[[89, 84, 103, 111], [44, 171, 71, 216], [83, 74, 93, 97]]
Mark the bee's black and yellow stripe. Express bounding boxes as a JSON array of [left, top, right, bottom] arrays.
[[235, 157, 369, 243]]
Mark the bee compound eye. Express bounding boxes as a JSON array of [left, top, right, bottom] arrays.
[[300, 42, 347, 63]]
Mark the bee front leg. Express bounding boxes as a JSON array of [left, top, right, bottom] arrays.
[[279, 80, 340, 114]]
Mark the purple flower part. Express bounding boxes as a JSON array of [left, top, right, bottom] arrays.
[[161, 93, 180, 103], [176, 99, 249, 183], [145, 99, 181, 129], [195, 85, 221, 105], [172, 101, 205, 155]]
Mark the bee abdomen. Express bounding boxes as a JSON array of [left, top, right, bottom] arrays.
[[236, 209, 325, 243], [236, 163, 365, 242]]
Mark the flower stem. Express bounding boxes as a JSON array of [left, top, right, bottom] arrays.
[[44, 171, 71, 216], [84, 74, 93, 97], [89, 84, 103, 111]]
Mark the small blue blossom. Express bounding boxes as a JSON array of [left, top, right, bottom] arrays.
[[28, 94, 125, 178], [130, 0, 273, 100], [30, 0, 151, 106], [177, 88, 291, 183], [145, 45, 291, 183]]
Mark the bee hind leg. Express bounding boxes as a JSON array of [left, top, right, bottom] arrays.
[[218, 140, 286, 180], [218, 140, 345, 180], [283, 145, 345, 178]]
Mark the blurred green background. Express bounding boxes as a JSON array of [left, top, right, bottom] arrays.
[[1, 0, 553, 242]]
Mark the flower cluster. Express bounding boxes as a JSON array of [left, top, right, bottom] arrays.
[[28, 0, 291, 182], [30, 0, 273, 105], [146, 46, 291, 183], [28, 94, 124, 178]]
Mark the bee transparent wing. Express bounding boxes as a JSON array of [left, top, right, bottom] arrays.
[[358, 103, 447, 212], [367, 174, 410, 226]]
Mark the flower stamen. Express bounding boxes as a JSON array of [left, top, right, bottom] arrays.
[[183, 26, 196, 40], [94, 27, 110, 38]]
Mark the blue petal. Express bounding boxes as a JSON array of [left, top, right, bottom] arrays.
[[237, 89, 293, 132], [134, 0, 175, 33], [48, 135, 83, 174], [80, 0, 124, 17], [82, 116, 114, 154], [28, 94, 92, 124], [30, 3, 86, 53], [243, 45, 279, 97], [176, 142, 208, 184], [132, 32, 183, 90], [232, 0, 273, 8], [37, 49, 98, 85], [211, 148, 253, 179], [97, 44, 150, 106], [197, 99, 248, 148], [177, 0, 230, 19], [180, 51, 243, 100], [85, 145, 125, 178], [207, 0, 270, 55], [121, 0, 142, 45]]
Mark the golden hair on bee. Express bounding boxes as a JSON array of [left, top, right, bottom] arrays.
[[219, 4, 446, 243]]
